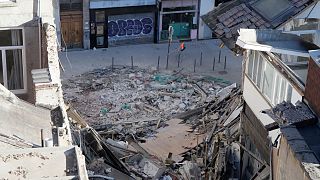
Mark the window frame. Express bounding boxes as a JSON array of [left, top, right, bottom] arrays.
[[245, 50, 293, 106], [0, 27, 27, 94]]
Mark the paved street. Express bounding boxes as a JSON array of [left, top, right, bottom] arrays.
[[59, 39, 243, 84]]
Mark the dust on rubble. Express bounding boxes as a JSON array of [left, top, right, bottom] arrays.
[[63, 66, 227, 129]]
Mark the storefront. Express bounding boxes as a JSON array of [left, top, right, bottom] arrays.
[[159, 0, 199, 41], [89, 0, 158, 48]]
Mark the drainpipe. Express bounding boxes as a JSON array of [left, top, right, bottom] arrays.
[[38, 18, 42, 68], [37, 0, 42, 68]]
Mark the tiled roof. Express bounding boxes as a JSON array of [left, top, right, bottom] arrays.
[[202, 0, 314, 50]]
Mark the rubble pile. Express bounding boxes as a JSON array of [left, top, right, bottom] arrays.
[[65, 66, 243, 179], [63, 66, 229, 139]]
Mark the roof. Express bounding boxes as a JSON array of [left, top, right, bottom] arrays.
[[236, 29, 319, 57], [0, 84, 53, 149], [202, 0, 315, 50], [264, 101, 317, 126]]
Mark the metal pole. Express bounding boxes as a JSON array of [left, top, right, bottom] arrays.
[[200, 52, 203, 66], [178, 53, 181, 67], [194, 59, 196, 73], [218, 50, 221, 63], [224, 56, 227, 70], [157, 56, 160, 71], [112, 57, 114, 71], [213, 57, 215, 71], [131, 56, 133, 69], [41, 129, 44, 147], [166, 41, 171, 69]]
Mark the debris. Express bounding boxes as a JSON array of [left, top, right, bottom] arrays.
[[65, 66, 243, 179]]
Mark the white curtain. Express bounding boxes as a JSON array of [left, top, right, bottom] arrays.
[[8, 29, 23, 90]]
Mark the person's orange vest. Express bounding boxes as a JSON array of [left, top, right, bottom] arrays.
[[180, 42, 185, 51]]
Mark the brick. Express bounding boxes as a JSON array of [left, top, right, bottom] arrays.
[[214, 29, 225, 36], [305, 59, 320, 117], [250, 17, 258, 23], [244, 7, 252, 13], [225, 32, 232, 38], [246, 14, 253, 19], [249, 24, 256, 29], [230, 7, 238, 15], [245, 21, 252, 27], [229, 21, 238, 27], [236, 5, 243, 11], [223, 27, 231, 33], [242, 16, 248, 22], [216, 23, 224, 29], [217, 14, 226, 22], [236, 10, 245, 17], [240, 3, 247, 9]]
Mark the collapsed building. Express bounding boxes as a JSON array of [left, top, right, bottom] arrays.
[[236, 29, 320, 179]]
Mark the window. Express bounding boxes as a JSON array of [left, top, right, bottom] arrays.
[[262, 61, 275, 100], [251, 0, 291, 20], [246, 50, 293, 106], [0, 28, 26, 94]]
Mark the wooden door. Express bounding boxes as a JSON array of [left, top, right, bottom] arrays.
[[61, 12, 83, 48]]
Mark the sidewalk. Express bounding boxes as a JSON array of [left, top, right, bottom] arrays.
[[59, 39, 243, 84]]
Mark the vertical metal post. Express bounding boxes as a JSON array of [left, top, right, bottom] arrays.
[[112, 57, 114, 71], [167, 26, 173, 70], [218, 50, 221, 63], [194, 59, 196, 73], [178, 53, 181, 67], [166, 55, 169, 69], [200, 52, 203, 66], [224, 56, 227, 70], [157, 56, 160, 71], [41, 129, 44, 147], [213, 57, 216, 71], [131, 56, 133, 69]]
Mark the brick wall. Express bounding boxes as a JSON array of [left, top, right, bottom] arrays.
[[305, 58, 320, 117], [241, 103, 270, 162]]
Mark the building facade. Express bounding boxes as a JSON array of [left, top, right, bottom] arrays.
[[159, 0, 200, 41], [0, 0, 60, 103], [236, 29, 320, 179], [89, 0, 158, 48]]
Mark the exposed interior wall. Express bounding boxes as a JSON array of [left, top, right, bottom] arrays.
[[17, 22, 41, 103], [0, 0, 60, 33], [0, 0, 35, 27], [0, 0, 59, 103]]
